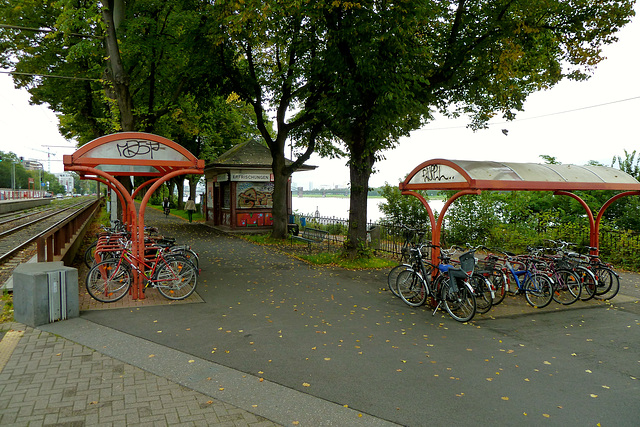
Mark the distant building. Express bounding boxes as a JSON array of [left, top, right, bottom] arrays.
[[23, 160, 43, 171], [55, 172, 74, 194]]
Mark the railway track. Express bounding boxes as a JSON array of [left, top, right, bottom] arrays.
[[0, 198, 96, 287], [0, 206, 60, 234]]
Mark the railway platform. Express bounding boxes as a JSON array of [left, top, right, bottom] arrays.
[[0, 197, 51, 214], [1, 205, 639, 426]]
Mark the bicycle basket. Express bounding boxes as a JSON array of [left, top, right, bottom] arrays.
[[557, 258, 575, 269], [477, 258, 496, 270], [459, 251, 476, 275]]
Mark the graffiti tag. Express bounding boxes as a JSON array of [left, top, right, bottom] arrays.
[[117, 140, 160, 159], [420, 164, 455, 182]]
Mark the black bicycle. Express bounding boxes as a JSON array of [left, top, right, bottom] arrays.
[[396, 245, 477, 322]]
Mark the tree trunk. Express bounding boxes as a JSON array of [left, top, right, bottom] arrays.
[[188, 175, 198, 202], [176, 179, 184, 210], [167, 181, 175, 203], [271, 144, 290, 239], [115, 175, 132, 221], [102, 0, 134, 131], [344, 141, 375, 257]]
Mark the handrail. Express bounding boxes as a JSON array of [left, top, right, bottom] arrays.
[[36, 197, 103, 263]]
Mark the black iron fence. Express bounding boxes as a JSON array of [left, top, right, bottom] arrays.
[[291, 212, 640, 268]]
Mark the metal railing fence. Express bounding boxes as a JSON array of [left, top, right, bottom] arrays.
[[290, 212, 640, 266]]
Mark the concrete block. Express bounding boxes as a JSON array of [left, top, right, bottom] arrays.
[[12, 262, 79, 327]]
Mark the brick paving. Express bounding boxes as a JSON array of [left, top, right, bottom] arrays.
[[0, 322, 279, 427]]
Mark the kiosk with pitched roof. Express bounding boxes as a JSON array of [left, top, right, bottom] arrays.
[[204, 140, 315, 231]]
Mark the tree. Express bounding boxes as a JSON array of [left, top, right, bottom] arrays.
[[207, 0, 335, 238], [312, 0, 635, 256], [612, 149, 640, 179], [1, 1, 260, 206]]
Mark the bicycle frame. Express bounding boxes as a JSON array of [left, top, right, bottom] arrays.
[[503, 256, 542, 292], [116, 242, 187, 289]]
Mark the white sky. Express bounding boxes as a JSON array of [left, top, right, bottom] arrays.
[[1, 5, 638, 186]]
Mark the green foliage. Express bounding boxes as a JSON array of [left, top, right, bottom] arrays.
[[325, 223, 347, 236], [0, 151, 27, 189], [1, 288, 14, 323], [439, 191, 503, 247], [602, 229, 640, 271], [378, 184, 432, 229], [540, 155, 560, 164], [0, 1, 261, 152], [612, 149, 640, 179]]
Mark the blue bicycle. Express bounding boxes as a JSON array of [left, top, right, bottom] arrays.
[[489, 249, 554, 308]]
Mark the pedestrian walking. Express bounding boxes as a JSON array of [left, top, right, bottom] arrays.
[[162, 197, 170, 217], [185, 197, 196, 222]]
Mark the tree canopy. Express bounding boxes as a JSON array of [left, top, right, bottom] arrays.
[[2, 1, 635, 254], [308, 0, 635, 255], [1, 0, 264, 202]]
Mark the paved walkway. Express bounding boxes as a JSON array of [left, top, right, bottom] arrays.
[[0, 322, 277, 426], [1, 206, 639, 426]]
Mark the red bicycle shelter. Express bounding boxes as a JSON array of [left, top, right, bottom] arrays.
[[399, 159, 640, 265], [64, 132, 204, 299]]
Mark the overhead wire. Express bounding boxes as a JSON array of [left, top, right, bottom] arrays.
[[423, 95, 640, 130]]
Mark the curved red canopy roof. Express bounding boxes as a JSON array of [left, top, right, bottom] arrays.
[[399, 158, 640, 260], [63, 132, 204, 301], [63, 132, 204, 177], [400, 159, 640, 192]]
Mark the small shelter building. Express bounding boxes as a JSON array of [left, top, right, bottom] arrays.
[[399, 158, 640, 264], [204, 141, 315, 231]]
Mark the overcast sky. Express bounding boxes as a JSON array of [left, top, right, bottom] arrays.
[[1, 4, 638, 188]]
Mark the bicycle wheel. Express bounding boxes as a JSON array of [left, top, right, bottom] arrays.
[[85, 259, 131, 303], [575, 266, 596, 301], [396, 269, 428, 307], [442, 280, 476, 322], [489, 270, 507, 306], [523, 274, 553, 308], [593, 266, 614, 295], [154, 256, 198, 300], [552, 269, 581, 305], [470, 273, 492, 314], [84, 241, 98, 268], [593, 267, 620, 300], [388, 264, 412, 297], [170, 247, 199, 269]]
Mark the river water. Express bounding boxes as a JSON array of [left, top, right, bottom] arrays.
[[292, 196, 445, 223]]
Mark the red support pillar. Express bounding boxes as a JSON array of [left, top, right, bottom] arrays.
[[554, 191, 597, 247]]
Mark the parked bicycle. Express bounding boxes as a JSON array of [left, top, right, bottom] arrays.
[[485, 249, 554, 308], [387, 225, 429, 297], [396, 244, 478, 322], [86, 237, 198, 303], [85, 223, 199, 269], [579, 246, 620, 300]]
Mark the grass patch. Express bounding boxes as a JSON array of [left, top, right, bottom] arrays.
[[241, 234, 286, 246], [241, 233, 397, 269], [297, 252, 397, 269], [0, 290, 13, 323]]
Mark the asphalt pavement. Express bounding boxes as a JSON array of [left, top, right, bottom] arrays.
[[1, 206, 639, 426]]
